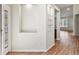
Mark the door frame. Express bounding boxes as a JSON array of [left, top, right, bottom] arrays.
[[54, 5, 60, 40], [2, 4, 11, 55]]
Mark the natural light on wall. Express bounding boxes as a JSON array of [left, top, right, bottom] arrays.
[[66, 8, 70, 11], [26, 4, 32, 8], [20, 4, 37, 33]]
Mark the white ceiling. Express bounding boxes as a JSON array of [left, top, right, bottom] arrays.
[[56, 4, 72, 9], [56, 4, 73, 17]]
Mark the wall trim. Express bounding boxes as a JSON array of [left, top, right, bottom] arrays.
[[11, 49, 47, 52], [73, 33, 79, 36], [10, 43, 55, 53], [46, 43, 55, 52]]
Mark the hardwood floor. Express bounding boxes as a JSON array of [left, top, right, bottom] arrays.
[[7, 31, 79, 55]]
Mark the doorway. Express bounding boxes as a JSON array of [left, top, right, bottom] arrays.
[[56, 4, 73, 41], [54, 7, 60, 42], [54, 9, 58, 42]]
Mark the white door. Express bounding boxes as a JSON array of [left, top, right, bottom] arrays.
[[2, 5, 11, 55], [57, 11, 60, 40], [0, 5, 2, 55]]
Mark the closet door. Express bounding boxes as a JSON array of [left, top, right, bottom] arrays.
[[2, 5, 10, 55]]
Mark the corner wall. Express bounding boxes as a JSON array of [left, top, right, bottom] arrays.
[[11, 4, 47, 52]]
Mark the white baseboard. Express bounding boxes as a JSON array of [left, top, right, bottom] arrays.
[[72, 33, 79, 36], [10, 44, 55, 53], [11, 49, 47, 52], [46, 43, 55, 52]]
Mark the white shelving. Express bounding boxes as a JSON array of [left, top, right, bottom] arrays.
[[2, 5, 11, 55], [46, 5, 55, 49]]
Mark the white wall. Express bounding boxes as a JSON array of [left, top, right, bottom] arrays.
[[74, 15, 79, 35], [21, 5, 38, 32], [73, 4, 79, 35], [73, 4, 79, 15], [11, 4, 59, 52], [46, 5, 55, 49], [68, 16, 73, 31], [46, 5, 60, 49], [11, 4, 47, 52], [7, 5, 12, 52], [57, 11, 60, 40]]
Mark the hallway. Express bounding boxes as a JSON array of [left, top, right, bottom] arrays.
[[43, 31, 79, 55], [7, 31, 79, 55]]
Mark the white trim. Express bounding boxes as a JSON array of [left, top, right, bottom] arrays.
[[46, 43, 55, 52], [10, 44, 55, 53], [2, 4, 11, 55], [11, 49, 47, 52], [73, 33, 79, 36], [2, 49, 9, 55]]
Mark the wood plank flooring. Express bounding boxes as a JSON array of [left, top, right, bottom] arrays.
[[7, 31, 79, 55]]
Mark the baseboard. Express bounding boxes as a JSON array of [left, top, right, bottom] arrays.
[[73, 33, 79, 36], [46, 43, 55, 52], [11, 49, 47, 52], [10, 44, 55, 53], [2, 50, 9, 55]]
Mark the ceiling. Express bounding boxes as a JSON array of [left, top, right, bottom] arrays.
[[56, 4, 72, 9], [56, 4, 73, 17]]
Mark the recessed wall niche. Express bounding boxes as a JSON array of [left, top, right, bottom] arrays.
[[20, 4, 37, 33]]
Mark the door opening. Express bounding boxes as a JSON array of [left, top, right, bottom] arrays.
[[54, 9, 60, 42]]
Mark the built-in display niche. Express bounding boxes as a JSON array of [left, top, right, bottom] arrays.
[[4, 10, 8, 49], [20, 4, 37, 33], [47, 5, 54, 27]]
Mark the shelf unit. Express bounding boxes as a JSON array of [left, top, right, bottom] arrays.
[[46, 5, 55, 49]]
